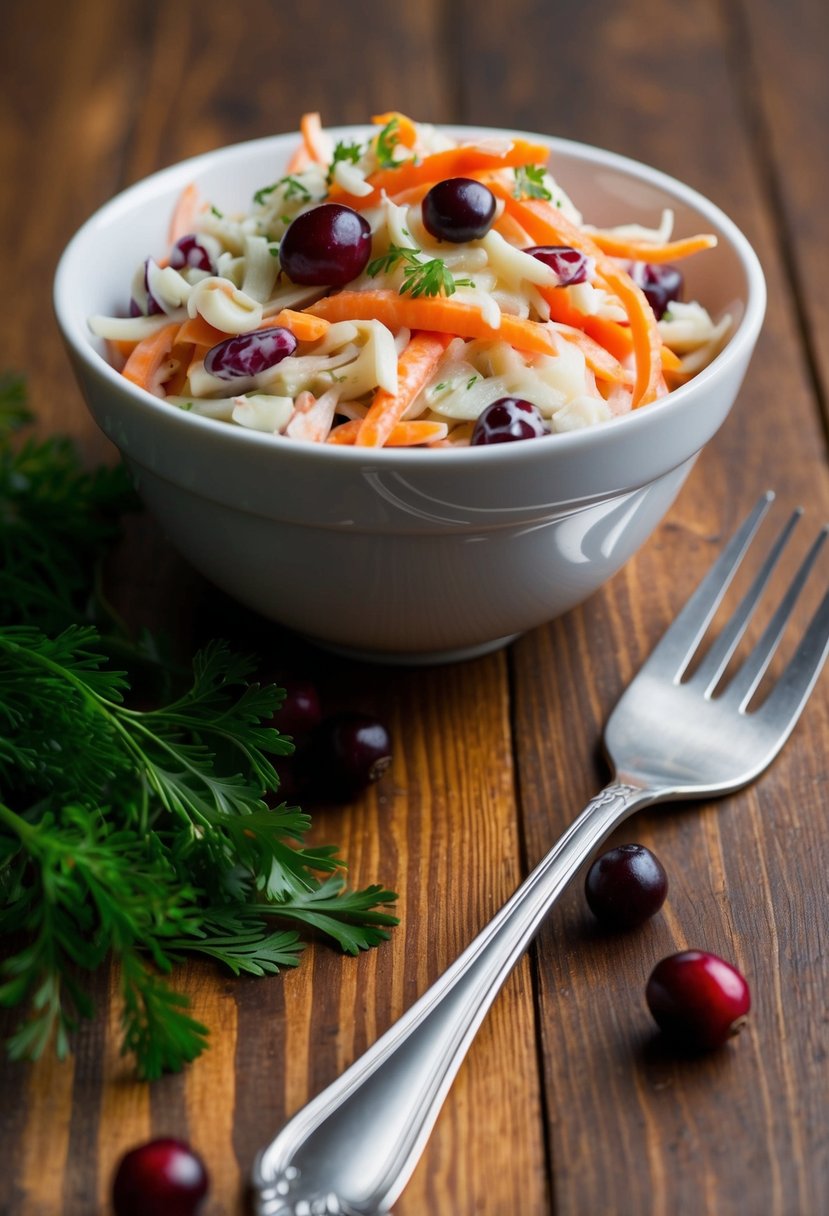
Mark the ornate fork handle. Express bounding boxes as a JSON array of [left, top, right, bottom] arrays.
[[252, 780, 656, 1216]]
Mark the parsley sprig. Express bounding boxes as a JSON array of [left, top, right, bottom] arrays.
[[253, 176, 312, 206], [367, 244, 474, 299], [513, 164, 553, 201], [0, 376, 398, 1078], [326, 139, 363, 186]]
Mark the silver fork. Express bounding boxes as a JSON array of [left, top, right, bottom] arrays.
[[251, 491, 829, 1216]]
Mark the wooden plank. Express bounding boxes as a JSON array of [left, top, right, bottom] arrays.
[[733, 0, 829, 427], [458, 0, 829, 1213]]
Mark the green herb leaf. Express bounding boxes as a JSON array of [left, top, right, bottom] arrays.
[[254, 176, 312, 206], [513, 164, 553, 201], [367, 244, 471, 298], [326, 139, 363, 186], [0, 381, 399, 1078]]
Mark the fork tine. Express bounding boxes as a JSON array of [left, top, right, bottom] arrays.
[[722, 524, 828, 709], [692, 508, 803, 697], [750, 571, 829, 736], [643, 491, 774, 681]]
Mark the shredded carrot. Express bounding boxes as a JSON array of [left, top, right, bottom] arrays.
[[660, 345, 683, 372], [107, 337, 140, 361], [357, 331, 452, 447], [167, 183, 201, 248], [589, 232, 718, 262], [306, 290, 558, 357], [550, 324, 631, 385], [327, 138, 550, 210], [538, 286, 635, 362], [372, 111, 419, 149], [494, 188, 666, 405], [175, 315, 227, 348], [284, 143, 313, 174], [267, 309, 330, 343], [329, 418, 449, 446], [121, 322, 181, 394], [300, 111, 329, 163]]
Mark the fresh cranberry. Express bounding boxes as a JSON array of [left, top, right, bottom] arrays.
[[422, 178, 497, 243], [273, 679, 323, 739], [585, 843, 668, 929], [628, 261, 683, 320], [112, 1137, 209, 1216], [524, 245, 592, 286], [279, 203, 372, 286], [310, 711, 392, 800], [470, 397, 547, 445], [646, 950, 751, 1050]]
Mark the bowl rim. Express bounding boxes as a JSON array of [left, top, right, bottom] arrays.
[[54, 123, 767, 468]]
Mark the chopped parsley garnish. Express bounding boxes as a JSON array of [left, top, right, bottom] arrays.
[[367, 244, 474, 298], [253, 176, 312, 206], [375, 117, 404, 169], [210, 204, 224, 219], [326, 139, 363, 185], [513, 164, 552, 201]]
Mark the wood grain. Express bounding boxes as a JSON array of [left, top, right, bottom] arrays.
[[2, 1, 829, 1213]]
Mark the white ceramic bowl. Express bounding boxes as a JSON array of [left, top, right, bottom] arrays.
[[54, 127, 766, 664]]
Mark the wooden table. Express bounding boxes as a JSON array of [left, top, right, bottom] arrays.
[[3, 1, 828, 1212]]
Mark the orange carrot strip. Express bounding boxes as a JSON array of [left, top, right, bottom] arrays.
[[371, 111, 419, 148], [538, 286, 635, 362], [589, 232, 718, 262], [301, 111, 329, 163], [660, 345, 683, 372], [121, 322, 181, 394], [284, 143, 313, 174], [328, 138, 550, 210], [328, 418, 449, 446], [107, 337, 140, 360], [550, 324, 630, 384], [175, 315, 228, 348], [267, 309, 330, 342], [495, 189, 665, 405], [326, 418, 362, 445], [306, 290, 558, 357], [357, 330, 452, 447], [167, 183, 201, 247], [385, 420, 449, 445]]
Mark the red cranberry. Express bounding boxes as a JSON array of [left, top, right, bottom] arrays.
[[273, 679, 323, 739], [112, 1137, 209, 1216], [311, 711, 392, 800], [524, 245, 592, 286], [646, 950, 751, 1051], [628, 261, 683, 320], [204, 327, 296, 381], [422, 178, 497, 243], [470, 397, 547, 445], [279, 203, 372, 286], [585, 843, 668, 929]]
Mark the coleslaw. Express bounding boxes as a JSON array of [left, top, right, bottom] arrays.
[[89, 112, 730, 448]]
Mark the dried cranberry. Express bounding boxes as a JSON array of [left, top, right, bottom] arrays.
[[470, 397, 547, 445], [524, 245, 592, 286]]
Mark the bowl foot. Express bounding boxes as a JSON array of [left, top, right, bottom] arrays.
[[307, 632, 523, 667]]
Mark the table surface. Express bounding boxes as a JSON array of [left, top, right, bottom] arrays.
[[2, 1, 829, 1213]]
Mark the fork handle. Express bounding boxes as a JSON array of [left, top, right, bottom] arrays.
[[253, 779, 655, 1216]]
